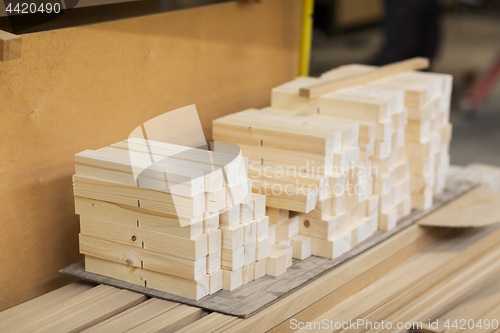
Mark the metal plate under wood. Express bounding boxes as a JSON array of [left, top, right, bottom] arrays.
[[61, 177, 478, 318]]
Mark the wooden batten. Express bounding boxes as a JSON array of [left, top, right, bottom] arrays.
[[74, 197, 204, 239], [220, 224, 244, 251], [290, 235, 312, 260], [244, 242, 256, 265], [222, 268, 242, 291], [256, 237, 271, 261], [300, 57, 429, 98], [242, 262, 255, 285], [251, 193, 267, 219], [85, 256, 210, 300], [73, 175, 205, 218], [311, 232, 351, 259], [112, 139, 241, 187], [79, 216, 208, 261], [207, 251, 221, 274], [221, 247, 245, 271], [243, 220, 257, 246], [219, 206, 240, 228], [79, 234, 207, 280], [207, 229, 221, 254], [209, 270, 223, 295], [75, 149, 206, 197]]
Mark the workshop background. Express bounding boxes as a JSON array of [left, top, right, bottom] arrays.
[[312, 0, 500, 166]]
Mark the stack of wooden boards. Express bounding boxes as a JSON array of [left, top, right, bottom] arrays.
[[374, 71, 453, 210], [72, 58, 453, 289], [272, 61, 452, 211], [213, 107, 378, 268], [8, 166, 500, 333], [72, 138, 271, 300], [212, 58, 453, 276]]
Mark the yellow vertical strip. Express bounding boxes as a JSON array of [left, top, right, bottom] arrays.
[[299, 0, 314, 76]]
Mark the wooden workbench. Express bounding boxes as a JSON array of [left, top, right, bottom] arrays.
[[2, 164, 500, 333]]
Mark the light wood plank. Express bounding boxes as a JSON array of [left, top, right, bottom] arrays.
[[241, 143, 334, 175], [253, 180, 318, 213], [256, 237, 271, 261], [114, 138, 242, 186], [209, 269, 223, 295], [85, 256, 210, 300], [205, 187, 227, 213], [124, 304, 205, 333], [213, 109, 342, 156], [0, 282, 93, 328], [222, 268, 243, 291], [30, 289, 146, 333], [266, 251, 287, 277], [221, 246, 245, 271], [298, 227, 500, 333], [419, 185, 500, 227], [290, 235, 312, 260], [80, 216, 207, 260], [203, 212, 220, 234], [242, 262, 256, 285], [244, 241, 257, 265], [97, 145, 223, 192], [220, 206, 241, 228], [175, 312, 238, 333], [243, 220, 257, 245], [75, 197, 204, 239], [220, 224, 244, 251], [80, 234, 207, 280], [207, 229, 222, 254], [5, 285, 134, 332], [83, 298, 178, 333], [256, 216, 269, 240], [240, 198, 254, 224], [311, 231, 351, 259], [207, 251, 221, 274], [73, 175, 205, 218], [300, 57, 429, 98], [252, 193, 267, 218], [75, 149, 205, 197]]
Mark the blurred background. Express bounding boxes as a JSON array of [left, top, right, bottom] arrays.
[[310, 0, 500, 166]]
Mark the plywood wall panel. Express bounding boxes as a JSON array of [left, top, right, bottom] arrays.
[[0, 0, 301, 311]]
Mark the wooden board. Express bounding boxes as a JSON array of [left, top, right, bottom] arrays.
[[418, 184, 500, 227], [61, 177, 477, 317], [299, 58, 429, 98], [0, 30, 21, 61], [0, 0, 302, 311], [1, 284, 147, 332]]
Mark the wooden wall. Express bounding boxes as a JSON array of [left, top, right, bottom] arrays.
[[0, 0, 302, 311]]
